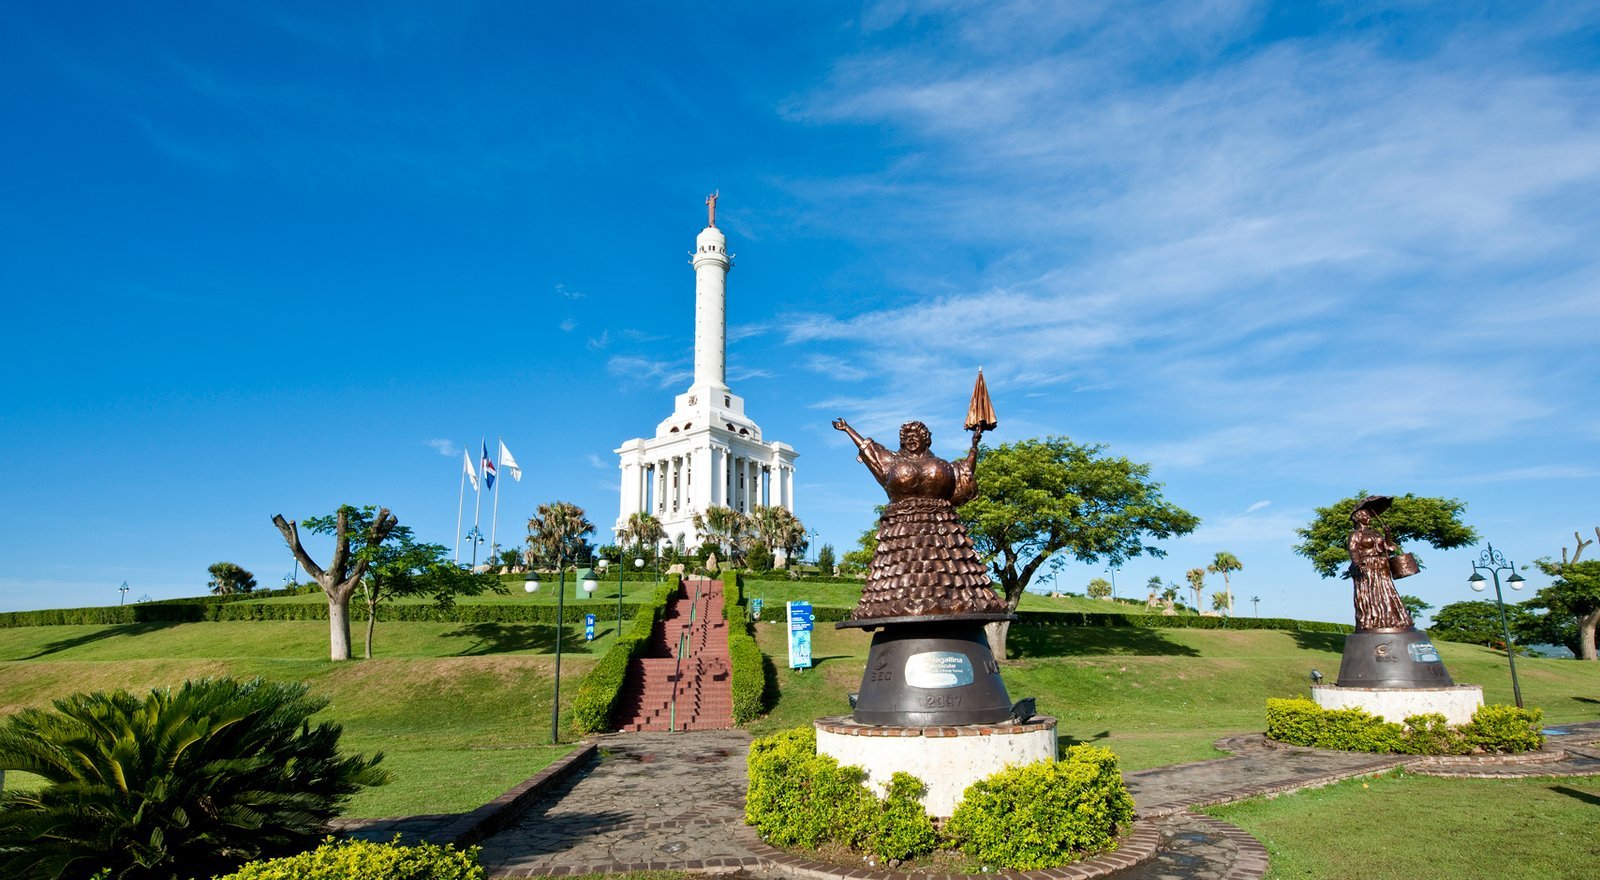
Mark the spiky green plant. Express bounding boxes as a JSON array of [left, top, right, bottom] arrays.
[[0, 676, 388, 880]]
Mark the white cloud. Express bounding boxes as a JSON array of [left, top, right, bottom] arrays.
[[424, 439, 458, 457], [1245, 500, 1271, 514]]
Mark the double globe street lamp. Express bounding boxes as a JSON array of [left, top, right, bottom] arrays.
[[1468, 543, 1527, 708], [525, 563, 601, 743]]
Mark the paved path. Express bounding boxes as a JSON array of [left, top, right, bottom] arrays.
[[459, 721, 1600, 880]]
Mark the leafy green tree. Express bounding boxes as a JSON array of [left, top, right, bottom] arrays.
[[750, 505, 807, 568], [526, 502, 595, 572], [1515, 602, 1580, 656], [964, 438, 1199, 659], [1161, 583, 1179, 604], [496, 548, 522, 573], [273, 505, 399, 661], [1401, 594, 1434, 622], [357, 531, 503, 659], [746, 540, 774, 574], [1211, 592, 1231, 615], [1292, 491, 1477, 579], [207, 561, 257, 595], [1086, 577, 1113, 599], [0, 677, 386, 880], [1186, 567, 1206, 613], [1207, 551, 1242, 616], [1431, 600, 1536, 651], [816, 544, 837, 574], [840, 506, 886, 575], [1531, 527, 1600, 660]]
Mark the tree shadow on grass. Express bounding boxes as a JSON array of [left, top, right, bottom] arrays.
[[1008, 626, 1201, 658], [12, 622, 182, 660], [1288, 630, 1348, 654], [1548, 785, 1600, 807], [1058, 730, 1112, 757], [444, 623, 564, 656]]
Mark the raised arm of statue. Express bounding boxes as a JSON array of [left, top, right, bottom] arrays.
[[951, 433, 982, 507], [833, 418, 891, 486]]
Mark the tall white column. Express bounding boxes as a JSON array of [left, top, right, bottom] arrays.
[[692, 223, 730, 391], [784, 466, 795, 512]]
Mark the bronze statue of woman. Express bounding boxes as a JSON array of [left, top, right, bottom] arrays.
[[831, 418, 1010, 625], [1347, 495, 1415, 631]]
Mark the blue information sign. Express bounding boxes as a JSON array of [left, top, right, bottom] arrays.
[[584, 613, 596, 641], [751, 598, 764, 621], [786, 601, 814, 669]]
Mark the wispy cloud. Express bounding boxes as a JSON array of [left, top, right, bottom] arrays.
[[424, 439, 458, 457], [559, 318, 577, 332], [1245, 500, 1272, 514], [587, 330, 610, 351], [587, 453, 608, 470], [555, 283, 585, 300], [607, 355, 692, 390]]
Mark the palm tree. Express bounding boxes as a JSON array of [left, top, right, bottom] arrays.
[[1251, 595, 1261, 616], [1208, 551, 1243, 616], [618, 511, 666, 560], [1185, 567, 1206, 614], [750, 505, 808, 568], [0, 677, 387, 880], [527, 501, 595, 573], [693, 505, 748, 562]]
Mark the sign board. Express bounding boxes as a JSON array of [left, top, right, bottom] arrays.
[[750, 598, 764, 621], [786, 600, 813, 669], [584, 613, 596, 642]]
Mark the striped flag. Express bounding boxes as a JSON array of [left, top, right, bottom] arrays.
[[481, 440, 496, 491]]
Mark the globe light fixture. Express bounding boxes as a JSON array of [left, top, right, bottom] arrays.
[[524, 572, 541, 594], [1467, 543, 1524, 708]]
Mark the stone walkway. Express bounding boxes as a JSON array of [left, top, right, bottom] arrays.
[[437, 721, 1600, 880]]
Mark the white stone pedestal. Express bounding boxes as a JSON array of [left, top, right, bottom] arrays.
[[1311, 684, 1484, 726], [814, 715, 1057, 817]]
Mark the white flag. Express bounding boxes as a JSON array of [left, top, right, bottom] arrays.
[[499, 440, 522, 482], [463, 449, 478, 490]]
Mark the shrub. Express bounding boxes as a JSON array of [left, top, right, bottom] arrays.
[[1266, 698, 1543, 755], [745, 727, 875, 849], [215, 837, 484, 880], [867, 773, 937, 862], [723, 572, 770, 724], [1460, 704, 1544, 753], [944, 745, 1135, 870], [0, 677, 387, 880]]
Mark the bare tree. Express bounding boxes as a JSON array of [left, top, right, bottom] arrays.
[[272, 506, 398, 661], [1533, 527, 1600, 660]]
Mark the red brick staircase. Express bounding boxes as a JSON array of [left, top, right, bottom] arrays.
[[613, 578, 734, 732]]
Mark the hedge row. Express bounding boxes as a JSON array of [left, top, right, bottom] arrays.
[[781, 603, 1352, 634], [0, 599, 649, 628], [721, 573, 769, 723], [571, 577, 681, 734], [1265, 697, 1544, 754]]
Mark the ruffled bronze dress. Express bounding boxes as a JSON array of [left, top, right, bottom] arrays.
[[841, 437, 1010, 627], [1348, 525, 1414, 631]]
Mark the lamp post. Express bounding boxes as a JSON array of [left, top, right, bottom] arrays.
[[466, 526, 485, 570], [1468, 543, 1527, 708], [524, 571, 565, 743], [118, 581, 130, 606]]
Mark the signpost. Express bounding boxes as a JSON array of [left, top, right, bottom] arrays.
[[751, 597, 764, 621], [787, 600, 813, 669], [584, 613, 596, 642]]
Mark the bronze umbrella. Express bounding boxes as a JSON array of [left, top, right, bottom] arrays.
[[964, 367, 997, 432]]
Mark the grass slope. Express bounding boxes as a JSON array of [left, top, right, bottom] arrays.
[[751, 623, 1600, 770], [0, 620, 607, 816]]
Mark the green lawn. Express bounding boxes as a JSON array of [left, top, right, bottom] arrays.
[[751, 622, 1600, 771], [1208, 770, 1600, 879], [0, 621, 605, 817]]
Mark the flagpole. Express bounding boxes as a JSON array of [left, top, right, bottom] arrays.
[[454, 448, 468, 564], [490, 435, 503, 560], [472, 437, 485, 570]]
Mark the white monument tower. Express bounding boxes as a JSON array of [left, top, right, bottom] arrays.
[[614, 195, 799, 554]]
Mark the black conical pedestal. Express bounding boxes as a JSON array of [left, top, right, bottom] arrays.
[[1336, 628, 1456, 687], [851, 622, 1012, 726]]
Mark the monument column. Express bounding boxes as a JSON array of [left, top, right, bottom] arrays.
[[692, 193, 731, 392]]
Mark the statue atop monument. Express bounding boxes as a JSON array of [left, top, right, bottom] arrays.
[[1347, 495, 1417, 632]]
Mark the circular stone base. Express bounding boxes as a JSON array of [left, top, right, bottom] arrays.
[[814, 715, 1057, 817], [1311, 683, 1484, 726]]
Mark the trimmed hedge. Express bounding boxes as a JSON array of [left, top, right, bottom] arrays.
[[215, 837, 484, 880], [721, 572, 770, 723], [783, 603, 1352, 634], [0, 599, 648, 628], [570, 577, 682, 734], [1265, 697, 1544, 754], [945, 745, 1135, 870]]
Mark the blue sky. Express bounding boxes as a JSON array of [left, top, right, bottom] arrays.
[[2, 2, 1597, 626]]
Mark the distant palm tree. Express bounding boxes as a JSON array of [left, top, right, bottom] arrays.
[[527, 501, 595, 573], [1208, 551, 1243, 616], [618, 511, 666, 560], [1186, 567, 1207, 613], [693, 505, 748, 562], [1251, 595, 1261, 616], [751, 505, 808, 567]]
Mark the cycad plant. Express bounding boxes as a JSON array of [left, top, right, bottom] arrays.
[[0, 677, 388, 880]]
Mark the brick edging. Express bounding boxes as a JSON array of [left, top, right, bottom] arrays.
[[735, 819, 1161, 880], [445, 742, 601, 845], [1180, 812, 1270, 880]]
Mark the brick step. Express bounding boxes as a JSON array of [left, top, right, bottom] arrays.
[[612, 578, 736, 731]]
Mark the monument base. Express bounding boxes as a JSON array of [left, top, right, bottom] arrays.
[[815, 715, 1057, 817], [1311, 683, 1484, 726], [1336, 629, 1455, 687]]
